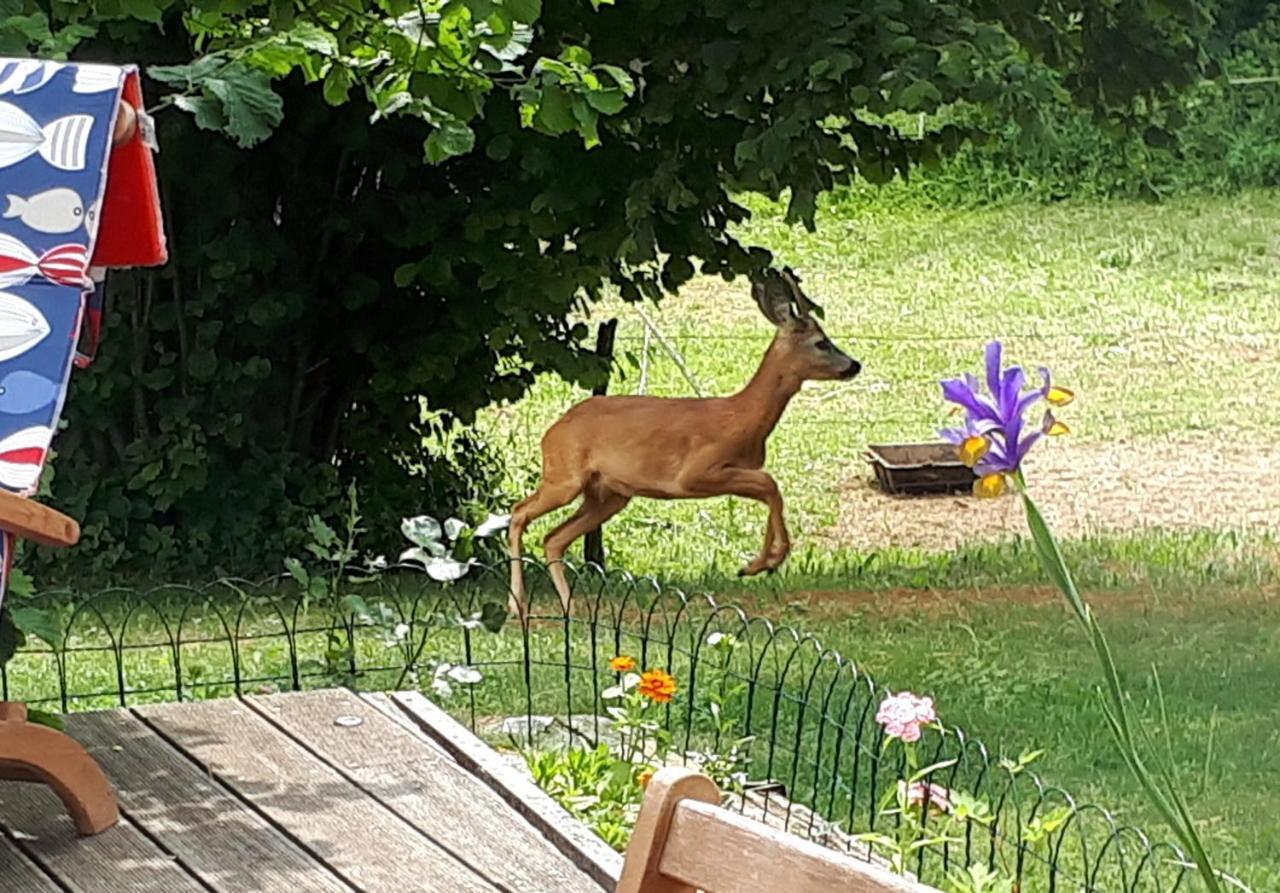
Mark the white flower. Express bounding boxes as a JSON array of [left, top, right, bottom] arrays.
[[401, 515, 443, 548], [447, 665, 482, 685], [431, 677, 453, 698], [399, 546, 438, 566], [603, 672, 641, 700], [707, 632, 737, 649], [392, 623, 411, 642], [474, 513, 510, 538], [425, 556, 474, 582], [443, 517, 466, 541]]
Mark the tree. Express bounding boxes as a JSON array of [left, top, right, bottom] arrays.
[[1, 0, 1214, 575]]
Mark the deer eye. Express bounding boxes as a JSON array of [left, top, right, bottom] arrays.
[[814, 339, 833, 351]]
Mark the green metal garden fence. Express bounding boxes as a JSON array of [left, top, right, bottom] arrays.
[[2, 560, 1222, 892]]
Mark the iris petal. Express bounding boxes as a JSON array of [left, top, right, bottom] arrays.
[[942, 379, 1002, 424], [999, 365, 1027, 423], [985, 342, 1003, 395]]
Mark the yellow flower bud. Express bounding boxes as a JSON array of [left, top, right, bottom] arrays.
[[958, 436, 990, 468], [1046, 386, 1075, 407], [1042, 410, 1070, 437], [973, 474, 1009, 499]]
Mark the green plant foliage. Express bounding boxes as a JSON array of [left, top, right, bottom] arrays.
[[866, 4, 1280, 204], [0, 0, 1215, 576]]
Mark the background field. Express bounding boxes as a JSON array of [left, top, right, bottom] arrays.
[[479, 187, 1280, 577]]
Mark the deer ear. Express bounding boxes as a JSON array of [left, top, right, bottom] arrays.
[[781, 268, 824, 320], [753, 279, 792, 326]]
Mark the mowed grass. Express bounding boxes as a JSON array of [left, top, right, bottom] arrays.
[[737, 581, 1280, 892], [477, 187, 1280, 578]]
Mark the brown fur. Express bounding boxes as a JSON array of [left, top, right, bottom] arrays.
[[508, 275, 860, 615]]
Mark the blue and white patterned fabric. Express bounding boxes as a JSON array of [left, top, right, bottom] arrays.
[[0, 58, 130, 608]]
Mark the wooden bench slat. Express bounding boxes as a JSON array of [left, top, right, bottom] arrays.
[[246, 689, 604, 893], [0, 779, 206, 893], [0, 832, 61, 893], [135, 696, 500, 893], [388, 689, 623, 889], [65, 710, 352, 893], [618, 767, 939, 893], [661, 799, 928, 893]]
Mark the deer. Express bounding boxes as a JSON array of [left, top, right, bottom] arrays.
[[507, 268, 861, 616]]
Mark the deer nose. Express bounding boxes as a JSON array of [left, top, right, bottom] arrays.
[[842, 359, 862, 379]]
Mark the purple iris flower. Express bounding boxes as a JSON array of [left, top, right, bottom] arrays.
[[940, 341, 1064, 478]]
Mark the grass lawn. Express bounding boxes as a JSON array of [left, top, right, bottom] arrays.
[[738, 580, 1280, 892]]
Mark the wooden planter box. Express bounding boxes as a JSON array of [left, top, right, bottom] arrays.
[[865, 442, 975, 495]]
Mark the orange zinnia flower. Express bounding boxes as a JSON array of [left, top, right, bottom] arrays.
[[609, 656, 636, 673], [638, 669, 677, 703], [637, 769, 654, 788]]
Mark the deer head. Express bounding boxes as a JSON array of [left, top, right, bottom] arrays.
[[752, 268, 861, 381]]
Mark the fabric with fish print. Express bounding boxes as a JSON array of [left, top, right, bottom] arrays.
[[0, 58, 133, 614]]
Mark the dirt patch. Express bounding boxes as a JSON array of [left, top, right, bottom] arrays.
[[709, 584, 1280, 626], [828, 434, 1280, 552]]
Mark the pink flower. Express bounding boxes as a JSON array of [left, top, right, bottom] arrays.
[[906, 781, 953, 814], [875, 692, 938, 743]]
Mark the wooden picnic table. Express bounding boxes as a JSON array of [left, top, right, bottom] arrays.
[[0, 689, 620, 893]]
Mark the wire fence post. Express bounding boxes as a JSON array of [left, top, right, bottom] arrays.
[[583, 318, 617, 569]]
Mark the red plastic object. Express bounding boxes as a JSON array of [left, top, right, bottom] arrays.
[[90, 69, 167, 269]]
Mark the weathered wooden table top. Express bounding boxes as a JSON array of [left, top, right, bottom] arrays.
[[0, 689, 620, 893]]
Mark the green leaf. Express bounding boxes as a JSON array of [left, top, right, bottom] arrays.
[[480, 601, 507, 633], [206, 67, 284, 147], [486, 133, 514, 160], [585, 89, 626, 114], [323, 65, 354, 106], [26, 708, 65, 731], [425, 120, 477, 163], [119, 0, 164, 24], [560, 45, 592, 67], [0, 607, 24, 666], [534, 85, 576, 133], [10, 606, 61, 650], [897, 79, 942, 111], [507, 0, 541, 24], [339, 594, 372, 622], [287, 22, 339, 56], [284, 557, 310, 590]]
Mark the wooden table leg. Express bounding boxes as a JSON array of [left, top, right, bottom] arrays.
[[0, 702, 119, 835]]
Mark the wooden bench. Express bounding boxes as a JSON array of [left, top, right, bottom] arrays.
[[617, 767, 939, 893]]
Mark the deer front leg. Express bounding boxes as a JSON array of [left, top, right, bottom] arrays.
[[682, 467, 790, 577]]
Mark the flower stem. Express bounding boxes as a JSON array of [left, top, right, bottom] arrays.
[[1017, 479, 1227, 893]]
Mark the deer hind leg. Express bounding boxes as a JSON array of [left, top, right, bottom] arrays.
[[681, 467, 789, 577], [543, 489, 630, 613], [509, 479, 582, 618]]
